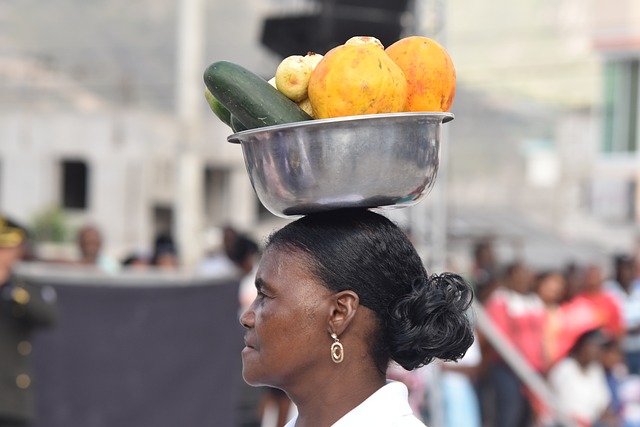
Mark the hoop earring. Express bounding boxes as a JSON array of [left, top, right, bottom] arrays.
[[330, 333, 344, 364]]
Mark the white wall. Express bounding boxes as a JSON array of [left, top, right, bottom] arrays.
[[0, 110, 256, 261]]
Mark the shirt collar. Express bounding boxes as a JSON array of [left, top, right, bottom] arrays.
[[284, 381, 416, 427], [332, 380, 414, 426]]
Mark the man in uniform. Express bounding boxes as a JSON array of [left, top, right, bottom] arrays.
[[0, 216, 58, 427]]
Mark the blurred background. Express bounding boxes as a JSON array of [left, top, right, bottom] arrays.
[[2, 0, 640, 426], [2, 0, 640, 269]]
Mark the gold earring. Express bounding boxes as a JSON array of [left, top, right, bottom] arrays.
[[330, 333, 344, 364]]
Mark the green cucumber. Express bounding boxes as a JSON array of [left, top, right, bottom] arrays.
[[204, 86, 232, 127], [203, 60, 312, 129], [230, 115, 248, 133]]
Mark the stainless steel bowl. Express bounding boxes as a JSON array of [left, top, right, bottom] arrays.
[[228, 112, 454, 218]]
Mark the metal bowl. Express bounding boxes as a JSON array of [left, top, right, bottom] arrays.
[[228, 112, 454, 218]]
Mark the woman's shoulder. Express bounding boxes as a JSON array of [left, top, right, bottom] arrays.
[[548, 357, 576, 377]]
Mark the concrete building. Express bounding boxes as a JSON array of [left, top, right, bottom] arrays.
[[0, 54, 261, 263], [443, 0, 640, 263], [1, 0, 640, 269]]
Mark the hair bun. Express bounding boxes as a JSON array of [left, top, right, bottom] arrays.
[[387, 273, 475, 370]]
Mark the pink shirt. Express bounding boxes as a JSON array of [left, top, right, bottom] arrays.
[[485, 287, 546, 372], [572, 291, 625, 340]]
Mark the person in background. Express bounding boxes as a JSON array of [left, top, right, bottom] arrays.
[[230, 235, 260, 278], [197, 225, 241, 278], [234, 235, 261, 312], [484, 261, 545, 427], [0, 216, 59, 427], [533, 269, 608, 424], [469, 238, 499, 303], [605, 254, 640, 375], [574, 264, 625, 342], [534, 270, 569, 368], [601, 338, 628, 424], [75, 224, 120, 273], [441, 334, 482, 427], [563, 262, 583, 303], [548, 328, 617, 427], [150, 233, 179, 270], [120, 251, 150, 270]]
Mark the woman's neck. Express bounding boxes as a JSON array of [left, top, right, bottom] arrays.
[[574, 355, 591, 370], [288, 362, 385, 427]]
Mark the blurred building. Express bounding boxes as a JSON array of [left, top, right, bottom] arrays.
[[0, 0, 639, 267], [444, 0, 640, 264], [0, 0, 275, 262], [0, 54, 261, 260], [591, 1, 640, 223]]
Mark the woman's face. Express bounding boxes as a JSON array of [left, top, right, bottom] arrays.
[[582, 265, 603, 292], [239, 246, 334, 388], [536, 274, 566, 305], [577, 337, 602, 364], [508, 265, 534, 294]]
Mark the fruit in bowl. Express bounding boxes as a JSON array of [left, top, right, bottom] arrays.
[[386, 36, 456, 112], [202, 35, 456, 132], [307, 37, 407, 119]]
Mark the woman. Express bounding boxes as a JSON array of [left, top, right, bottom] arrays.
[[239, 209, 474, 426], [534, 270, 568, 368], [548, 328, 616, 427], [484, 262, 545, 427]]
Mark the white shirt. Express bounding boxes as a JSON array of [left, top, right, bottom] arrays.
[[548, 357, 611, 424], [196, 255, 240, 278], [284, 381, 425, 427], [605, 279, 640, 351]]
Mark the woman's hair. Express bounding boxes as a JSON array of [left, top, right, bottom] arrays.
[[266, 208, 474, 372], [151, 233, 178, 265], [533, 270, 557, 291], [569, 328, 604, 356]]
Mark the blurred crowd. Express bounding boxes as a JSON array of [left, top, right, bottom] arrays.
[[465, 239, 640, 427], [227, 230, 640, 427], [23, 221, 261, 283], [1, 216, 264, 427], [5, 214, 640, 427]]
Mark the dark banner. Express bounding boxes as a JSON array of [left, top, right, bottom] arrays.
[[30, 280, 245, 427]]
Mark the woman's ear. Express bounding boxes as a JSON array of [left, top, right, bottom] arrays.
[[328, 290, 359, 336]]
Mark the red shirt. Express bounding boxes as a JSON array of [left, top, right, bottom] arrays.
[[485, 287, 546, 372], [571, 291, 625, 340], [551, 298, 602, 364]]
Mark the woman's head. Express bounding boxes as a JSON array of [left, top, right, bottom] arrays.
[[503, 261, 534, 294], [613, 254, 635, 289], [534, 271, 566, 306], [581, 264, 604, 293], [228, 234, 260, 275], [239, 209, 474, 388], [569, 328, 605, 366], [151, 233, 179, 268], [600, 338, 623, 371]]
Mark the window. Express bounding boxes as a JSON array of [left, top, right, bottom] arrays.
[[602, 58, 639, 153], [588, 178, 636, 222], [153, 205, 173, 237], [61, 160, 88, 209], [203, 167, 230, 225]]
